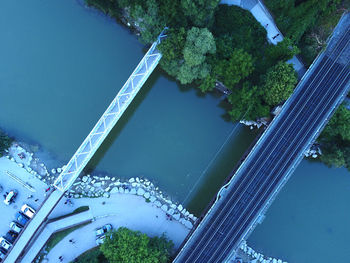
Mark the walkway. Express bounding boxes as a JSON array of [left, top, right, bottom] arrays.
[[220, 0, 306, 78], [21, 210, 93, 263], [3, 30, 167, 263], [26, 193, 189, 263]]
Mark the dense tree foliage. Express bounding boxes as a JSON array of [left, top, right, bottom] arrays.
[[0, 129, 12, 157], [318, 105, 350, 170], [129, 0, 166, 43], [181, 0, 220, 27], [228, 82, 269, 121], [265, 0, 348, 65], [85, 0, 350, 169], [265, 0, 341, 42], [74, 247, 108, 263], [213, 49, 254, 89], [159, 27, 216, 84], [100, 227, 173, 263], [262, 62, 297, 106]]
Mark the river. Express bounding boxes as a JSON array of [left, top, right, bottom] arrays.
[[1, 1, 349, 262]]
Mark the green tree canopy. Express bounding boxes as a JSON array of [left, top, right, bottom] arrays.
[[318, 104, 350, 170], [265, 0, 340, 42], [228, 82, 269, 121], [180, 0, 220, 27], [159, 27, 215, 84], [100, 227, 173, 263], [0, 130, 12, 157], [130, 0, 166, 43], [262, 62, 297, 106], [214, 49, 254, 89], [321, 105, 350, 141], [264, 37, 300, 66], [213, 5, 267, 57]]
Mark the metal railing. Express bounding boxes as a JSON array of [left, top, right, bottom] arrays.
[[54, 30, 167, 192]]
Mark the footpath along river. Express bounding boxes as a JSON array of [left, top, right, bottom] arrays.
[[0, 1, 349, 262]]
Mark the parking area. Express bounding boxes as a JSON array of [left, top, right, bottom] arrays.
[[0, 157, 49, 251]]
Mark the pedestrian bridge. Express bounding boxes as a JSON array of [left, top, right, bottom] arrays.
[[4, 30, 167, 263]]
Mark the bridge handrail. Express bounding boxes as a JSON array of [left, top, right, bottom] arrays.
[[54, 30, 167, 191]]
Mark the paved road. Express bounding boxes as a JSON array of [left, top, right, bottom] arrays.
[[174, 17, 350, 263]]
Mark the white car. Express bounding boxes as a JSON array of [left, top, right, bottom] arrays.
[[4, 190, 17, 205], [95, 224, 112, 237], [10, 221, 23, 234], [21, 204, 35, 218], [95, 235, 106, 245], [0, 237, 12, 251]]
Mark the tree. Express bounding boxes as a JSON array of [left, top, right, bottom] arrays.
[[159, 27, 216, 84], [100, 227, 173, 263], [212, 5, 267, 57], [0, 130, 12, 157], [318, 105, 350, 170], [130, 0, 166, 44], [214, 49, 254, 89], [177, 27, 215, 84], [265, 37, 300, 66], [228, 82, 269, 121], [262, 62, 297, 106], [158, 28, 186, 77], [181, 0, 220, 27], [320, 105, 350, 141], [198, 75, 216, 92], [264, 0, 341, 42]]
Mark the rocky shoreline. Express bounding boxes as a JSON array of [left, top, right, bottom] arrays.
[[3, 142, 197, 229], [238, 241, 288, 263]]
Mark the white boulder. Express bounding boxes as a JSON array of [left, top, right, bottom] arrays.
[[161, 204, 168, 212], [137, 188, 145, 196]]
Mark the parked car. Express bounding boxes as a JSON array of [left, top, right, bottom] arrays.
[[21, 204, 35, 218], [4, 190, 17, 205], [234, 258, 243, 263], [0, 249, 6, 261], [95, 235, 106, 245], [0, 237, 12, 251], [15, 212, 29, 226], [9, 222, 23, 234], [0, 247, 6, 255], [4, 231, 18, 244], [95, 224, 112, 237]]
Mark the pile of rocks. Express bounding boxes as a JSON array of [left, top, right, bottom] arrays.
[[4, 143, 197, 230], [304, 144, 322, 158], [5, 144, 55, 183], [66, 175, 197, 229], [239, 241, 288, 263], [240, 119, 268, 130]]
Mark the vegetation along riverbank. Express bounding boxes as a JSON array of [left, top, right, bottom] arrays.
[[84, 0, 350, 171]]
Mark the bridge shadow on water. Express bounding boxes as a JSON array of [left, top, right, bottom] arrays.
[[83, 67, 161, 175]]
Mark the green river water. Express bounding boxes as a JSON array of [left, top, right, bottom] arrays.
[[1, 1, 350, 262]]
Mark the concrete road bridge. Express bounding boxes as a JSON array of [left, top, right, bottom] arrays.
[[173, 13, 350, 263], [3, 31, 167, 263]]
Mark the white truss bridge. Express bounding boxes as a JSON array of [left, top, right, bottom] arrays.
[[54, 31, 167, 191], [4, 30, 167, 263]]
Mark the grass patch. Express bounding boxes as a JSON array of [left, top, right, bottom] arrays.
[[71, 246, 108, 263], [46, 222, 90, 252], [50, 206, 89, 221]]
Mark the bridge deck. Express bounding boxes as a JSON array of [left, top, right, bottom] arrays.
[[174, 13, 350, 263], [4, 32, 166, 263]]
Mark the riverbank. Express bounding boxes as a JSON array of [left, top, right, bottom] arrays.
[[0, 140, 291, 263], [40, 193, 190, 262]]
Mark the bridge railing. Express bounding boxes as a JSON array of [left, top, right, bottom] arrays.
[[54, 30, 167, 192]]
